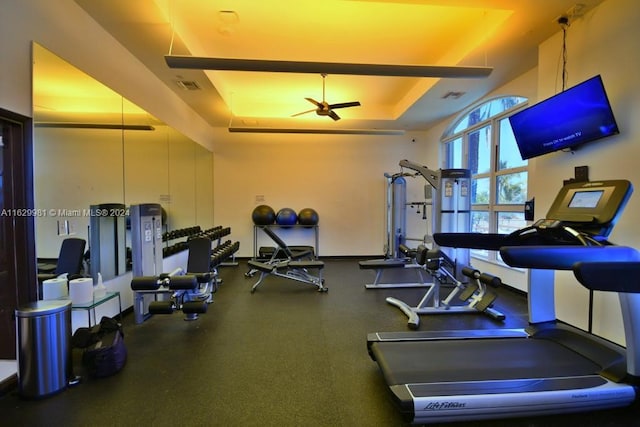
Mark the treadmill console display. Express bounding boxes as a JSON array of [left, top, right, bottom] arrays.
[[546, 179, 632, 238], [568, 190, 604, 208]]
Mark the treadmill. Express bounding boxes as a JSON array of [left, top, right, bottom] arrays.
[[367, 179, 640, 424]]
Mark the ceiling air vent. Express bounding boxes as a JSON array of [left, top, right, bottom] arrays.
[[442, 91, 466, 100], [175, 80, 201, 91]]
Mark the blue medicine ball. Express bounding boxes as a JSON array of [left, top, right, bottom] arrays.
[[276, 208, 298, 227], [252, 205, 276, 225]]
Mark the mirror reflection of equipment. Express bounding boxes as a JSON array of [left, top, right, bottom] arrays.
[[89, 203, 126, 283], [130, 204, 164, 324]]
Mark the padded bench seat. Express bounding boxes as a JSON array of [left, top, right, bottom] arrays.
[[247, 260, 276, 273], [289, 260, 325, 270], [249, 260, 324, 272], [130, 275, 198, 291], [359, 259, 408, 269], [359, 258, 430, 289], [259, 245, 315, 260]]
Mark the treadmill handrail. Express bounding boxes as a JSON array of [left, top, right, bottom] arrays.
[[500, 245, 640, 270], [434, 232, 508, 250], [573, 257, 640, 377], [574, 261, 640, 293]]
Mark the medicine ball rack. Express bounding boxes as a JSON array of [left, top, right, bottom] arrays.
[[252, 224, 319, 261]]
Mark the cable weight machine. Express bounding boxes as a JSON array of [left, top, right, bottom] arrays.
[[385, 159, 471, 280], [362, 160, 504, 327]]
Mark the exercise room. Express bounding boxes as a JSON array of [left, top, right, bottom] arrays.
[[1, 0, 640, 425]]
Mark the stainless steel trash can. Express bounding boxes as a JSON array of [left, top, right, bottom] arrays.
[[15, 300, 72, 398]]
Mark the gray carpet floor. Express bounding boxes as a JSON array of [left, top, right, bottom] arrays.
[[0, 259, 638, 426]]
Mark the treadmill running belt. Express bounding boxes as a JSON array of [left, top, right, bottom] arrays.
[[371, 338, 601, 386]]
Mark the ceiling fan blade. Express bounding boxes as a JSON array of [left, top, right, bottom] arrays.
[[328, 110, 341, 121], [291, 108, 317, 117], [304, 97, 323, 108], [165, 55, 493, 78], [328, 101, 361, 110]]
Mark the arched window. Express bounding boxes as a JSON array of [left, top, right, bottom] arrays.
[[441, 95, 528, 261]]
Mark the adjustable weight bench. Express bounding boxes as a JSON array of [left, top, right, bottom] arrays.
[[246, 226, 327, 293]]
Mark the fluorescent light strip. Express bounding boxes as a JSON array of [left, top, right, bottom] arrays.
[[228, 126, 405, 135], [35, 122, 155, 131], [165, 56, 492, 78]]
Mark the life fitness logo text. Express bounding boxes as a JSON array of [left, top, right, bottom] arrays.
[[424, 401, 467, 411]]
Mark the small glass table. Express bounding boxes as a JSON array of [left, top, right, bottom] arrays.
[[71, 291, 122, 327]]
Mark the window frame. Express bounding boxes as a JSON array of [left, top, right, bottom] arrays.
[[441, 96, 529, 263]]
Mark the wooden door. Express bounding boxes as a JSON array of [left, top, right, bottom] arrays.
[[0, 111, 36, 359]]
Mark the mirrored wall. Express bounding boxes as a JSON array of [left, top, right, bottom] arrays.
[[32, 43, 214, 276]]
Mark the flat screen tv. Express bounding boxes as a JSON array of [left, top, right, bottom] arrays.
[[508, 75, 619, 160]]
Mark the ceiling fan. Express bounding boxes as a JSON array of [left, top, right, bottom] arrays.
[[292, 74, 360, 121]]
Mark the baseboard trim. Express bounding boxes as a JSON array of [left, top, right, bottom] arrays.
[[0, 374, 17, 397]]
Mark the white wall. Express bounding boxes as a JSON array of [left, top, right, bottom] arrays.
[[212, 129, 430, 257], [532, 0, 640, 344]]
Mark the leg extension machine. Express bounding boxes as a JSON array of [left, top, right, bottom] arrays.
[[385, 246, 504, 329], [130, 237, 217, 322]]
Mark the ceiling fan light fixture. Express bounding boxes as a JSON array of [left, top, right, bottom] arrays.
[[292, 74, 361, 121]]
